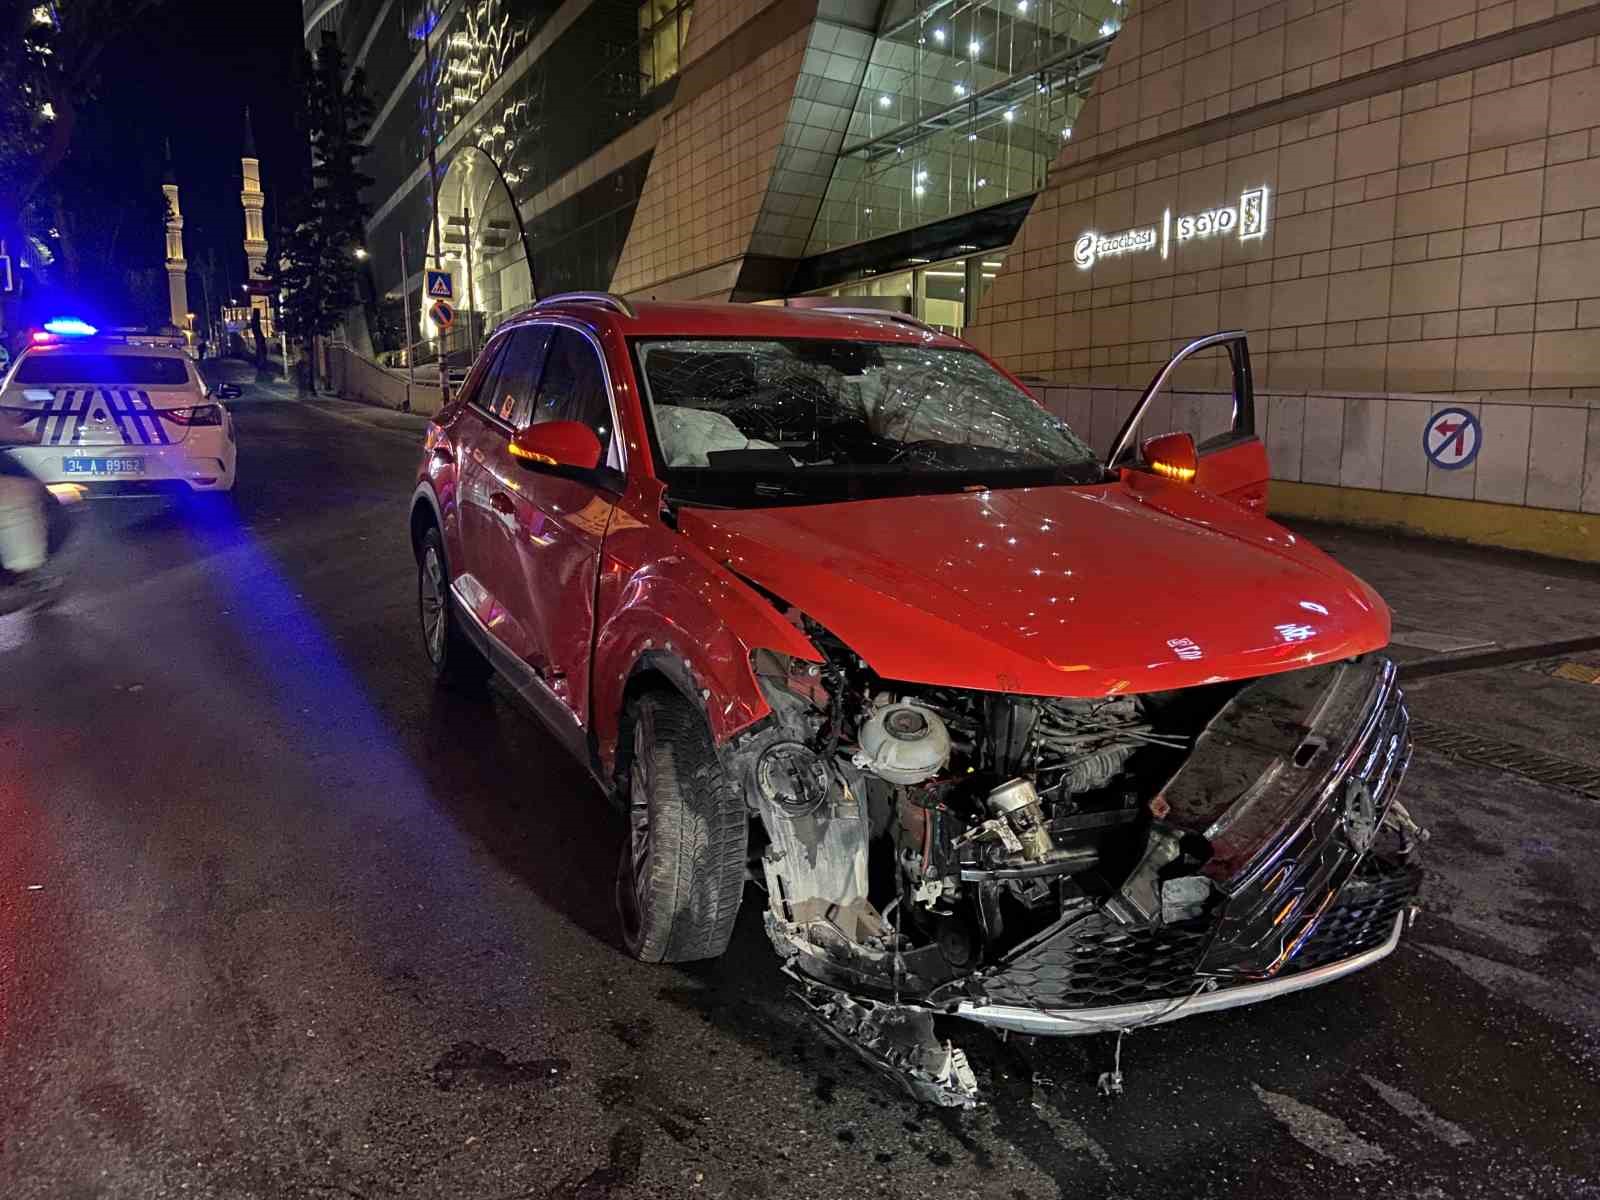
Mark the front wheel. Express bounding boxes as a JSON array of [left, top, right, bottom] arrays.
[[418, 526, 490, 689], [616, 691, 748, 963]]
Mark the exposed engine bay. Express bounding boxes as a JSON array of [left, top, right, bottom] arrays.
[[729, 617, 1424, 1108]]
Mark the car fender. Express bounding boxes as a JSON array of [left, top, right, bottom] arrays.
[[590, 549, 821, 778], [409, 478, 465, 571]]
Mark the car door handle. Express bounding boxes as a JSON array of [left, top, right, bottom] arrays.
[[489, 491, 515, 516]]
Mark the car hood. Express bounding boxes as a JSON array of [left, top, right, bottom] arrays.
[[678, 478, 1390, 697]]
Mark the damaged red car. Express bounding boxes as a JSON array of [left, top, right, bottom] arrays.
[[409, 294, 1425, 1107]]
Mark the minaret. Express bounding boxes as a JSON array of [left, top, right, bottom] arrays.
[[240, 108, 272, 334], [161, 142, 189, 332]]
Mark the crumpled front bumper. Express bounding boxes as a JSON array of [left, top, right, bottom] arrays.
[[935, 657, 1420, 1038], [950, 861, 1421, 1036]]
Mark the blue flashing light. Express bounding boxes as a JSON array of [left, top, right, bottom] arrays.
[[409, 6, 440, 39], [43, 318, 98, 337]]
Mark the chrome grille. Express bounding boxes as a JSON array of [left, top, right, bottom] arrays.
[[976, 857, 1420, 1010]]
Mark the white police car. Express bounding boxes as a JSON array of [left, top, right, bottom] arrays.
[[0, 324, 237, 496]]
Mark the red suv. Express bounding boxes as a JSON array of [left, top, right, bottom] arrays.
[[409, 294, 1422, 1107]]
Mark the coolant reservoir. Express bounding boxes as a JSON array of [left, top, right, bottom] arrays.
[[854, 701, 951, 785]]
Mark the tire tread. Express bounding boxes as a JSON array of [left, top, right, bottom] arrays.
[[628, 692, 747, 963]]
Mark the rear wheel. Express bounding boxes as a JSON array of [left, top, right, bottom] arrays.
[[616, 691, 748, 963], [418, 525, 490, 689]]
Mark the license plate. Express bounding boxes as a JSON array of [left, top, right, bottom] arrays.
[[64, 456, 144, 476]]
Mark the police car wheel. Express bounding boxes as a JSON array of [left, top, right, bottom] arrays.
[[418, 526, 490, 689]]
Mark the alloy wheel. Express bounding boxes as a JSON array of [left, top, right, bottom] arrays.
[[420, 545, 447, 664], [617, 707, 656, 946]]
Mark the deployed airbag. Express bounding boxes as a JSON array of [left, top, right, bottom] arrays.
[[654, 405, 781, 468]]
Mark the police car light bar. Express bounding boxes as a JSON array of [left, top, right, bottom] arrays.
[[42, 317, 98, 337]]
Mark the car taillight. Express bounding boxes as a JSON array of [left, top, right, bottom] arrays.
[[162, 405, 223, 426]]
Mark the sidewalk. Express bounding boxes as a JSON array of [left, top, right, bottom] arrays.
[[299, 394, 433, 439], [1285, 518, 1600, 670]]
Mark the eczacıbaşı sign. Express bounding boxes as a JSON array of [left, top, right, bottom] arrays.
[[1073, 187, 1270, 270]]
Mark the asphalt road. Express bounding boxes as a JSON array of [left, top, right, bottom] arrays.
[[2, 380, 1598, 1200]]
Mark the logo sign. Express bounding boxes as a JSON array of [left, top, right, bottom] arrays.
[[1074, 226, 1156, 268], [1342, 777, 1379, 854], [426, 269, 454, 299], [1423, 407, 1481, 470], [1167, 636, 1203, 661], [1074, 186, 1271, 270], [430, 298, 456, 331]]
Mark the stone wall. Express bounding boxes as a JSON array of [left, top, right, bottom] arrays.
[[1038, 382, 1594, 510], [966, 0, 1600, 527], [610, 2, 813, 299]]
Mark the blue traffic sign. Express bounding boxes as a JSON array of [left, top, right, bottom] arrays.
[[426, 270, 454, 300], [1423, 406, 1482, 471]]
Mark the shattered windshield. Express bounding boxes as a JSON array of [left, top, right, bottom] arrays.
[[632, 338, 1104, 504]]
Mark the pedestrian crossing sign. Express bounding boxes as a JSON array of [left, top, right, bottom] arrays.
[[426, 270, 453, 300]]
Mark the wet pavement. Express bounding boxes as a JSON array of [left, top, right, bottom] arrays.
[[1, 378, 1598, 1199]]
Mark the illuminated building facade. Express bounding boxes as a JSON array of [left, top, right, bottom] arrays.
[[304, 0, 1117, 341], [307, 0, 1600, 548]]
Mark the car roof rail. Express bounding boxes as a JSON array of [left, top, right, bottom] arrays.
[[533, 291, 636, 319], [808, 305, 940, 335]]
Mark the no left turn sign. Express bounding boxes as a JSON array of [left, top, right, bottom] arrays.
[[1423, 407, 1481, 470]]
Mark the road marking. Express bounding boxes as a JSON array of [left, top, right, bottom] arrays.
[[1252, 1084, 1394, 1168], [1420, 942, 1600, 1033], [1361, 1075, 1474, 1147], [1027, 1092, 1113, 1171]]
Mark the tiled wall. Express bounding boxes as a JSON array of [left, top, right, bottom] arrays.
[[966, 0, 1600, 522], [1040, 384, 1600, 513], [610, 4, 809, 296]]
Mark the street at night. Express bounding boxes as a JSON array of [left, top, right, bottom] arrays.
[[2, 376, 1597, 1199], [7, 0, 1600, 1195]]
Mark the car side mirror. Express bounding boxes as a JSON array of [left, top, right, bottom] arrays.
[[1140, 430, 1198, 484], [509, 420, 603, 471], [216, 383, 242, 400]]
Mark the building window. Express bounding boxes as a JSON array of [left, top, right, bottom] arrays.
[[806, 0, 1122, 255], [638, 0, 692, 95], [806, 250, 1007, 338]]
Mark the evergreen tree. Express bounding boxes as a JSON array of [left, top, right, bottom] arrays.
[[269, 32, 375, 358]]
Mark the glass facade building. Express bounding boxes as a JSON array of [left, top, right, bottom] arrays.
[[305, 0, 1124, 353], [306, 0, 1600, 555]]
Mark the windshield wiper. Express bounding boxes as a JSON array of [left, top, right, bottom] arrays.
[[753, 481, 809, 498]]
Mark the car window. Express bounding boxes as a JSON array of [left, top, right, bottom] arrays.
[[14, 353, 190, 386], [530, 328, 613, 458], [460, 336, 510, 411], [482, 327, 551, 425]]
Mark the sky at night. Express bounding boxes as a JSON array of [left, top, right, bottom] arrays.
[[92, 0, 306, 303]]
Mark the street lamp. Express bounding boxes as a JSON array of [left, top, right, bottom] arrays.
[[353, 246, 369, 260]]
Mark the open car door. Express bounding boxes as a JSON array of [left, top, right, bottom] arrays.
[[1107, 331, 1269, 513]]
